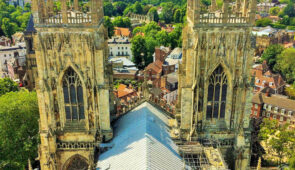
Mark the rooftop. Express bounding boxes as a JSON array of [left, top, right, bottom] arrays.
[[252, 92, 295, 111], [97, 102, 185, 170]]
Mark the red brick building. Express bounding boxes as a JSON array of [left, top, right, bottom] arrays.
[[145, 47, 175, 88], [251, 87, 295, 125], [252, 61, 285, 94]]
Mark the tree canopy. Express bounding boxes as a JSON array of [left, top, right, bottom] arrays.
[[259, 119, 295, 167], [0, 90, 39, 169], [0, 78, 18, 96], [274, 48, 295, 84], [260, 44, 284, 70], [131, 22, 183, 68], [0, 0, 31, 38]]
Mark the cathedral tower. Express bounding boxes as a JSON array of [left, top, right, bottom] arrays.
[[31, 0, 114, 169], [177, 0, 256, 169]]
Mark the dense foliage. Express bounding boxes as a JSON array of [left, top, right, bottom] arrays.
[[131, 22, 183, 68], [0, 0, 31, 38], [0, 90, 39, 169], [0, 78, 18, 96], [259, 119, 295, 167], [260, 44, 284, 70]]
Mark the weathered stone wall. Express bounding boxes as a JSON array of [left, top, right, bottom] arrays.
[[34, 25, 113, 170]]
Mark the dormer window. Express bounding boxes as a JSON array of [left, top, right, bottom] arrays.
[[268, 105, 272, 111], [281, 109, 285, 115], [288, 111, 292, 116], [274, 107, 278, 113], [264, 104, 267, 109], [256, 79, 260, 83], [269, 82, 273, 86]]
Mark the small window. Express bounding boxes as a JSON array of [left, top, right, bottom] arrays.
[[263, 104, 267, 109], [255, 104, 259, 109], [267, 112, 270, 117], [281, 109, 285, 115], [269, 82, 273, 86], [256, 79, 260, 83], [280, 116, 284, 122], [268, 105, 272, 111], [288, 111, 292, 116], [287, 119, 291, 123], [273, 115, 277, 119], [262, 111, 266, 117], [4, 54, 6, 57], [274, 107, 278, 113], [125, 47, 127, 49]]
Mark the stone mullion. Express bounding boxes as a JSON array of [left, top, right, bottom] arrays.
[[200, 31, 207, 121], [229, 32, 239, 129]]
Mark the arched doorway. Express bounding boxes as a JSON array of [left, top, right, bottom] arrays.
[[64, 155, 89, 170]]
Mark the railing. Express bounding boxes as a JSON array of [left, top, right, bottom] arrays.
[[199, 13, 249, 24], [44, 12, 93, 25]]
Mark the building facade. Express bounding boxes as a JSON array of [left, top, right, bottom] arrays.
[[251, 88, 295, 125], [176, 0, 257, 169], [108, 37, 132, 60], [31, 0, 114, 169]]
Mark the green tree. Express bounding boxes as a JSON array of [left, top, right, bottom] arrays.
[[104, 16, 114, 38], [112, 16, 131, 28], [113, 1, 127, 16], [259, 119, 295, 167], [143, 21, 161, 35], [145, 36, 158, 65], [104, 1, 114, 17], [155, 30, 170, 47], [283, 3, 295, 17], [0, 90, 39, 169], [280, 15, 290, 25], [133, 1, 143, 14], [274, 48, 295, 84], [260, 44, 284, 70], [131, 35, 147, 69], [256, 18, 273, 27], [0, 78, 18, 96], [160, 2, 174, 24], [168, 24, 183, 48], [269, 7, 280, 16], [148, 7, 159, 22], [173, 9, 182, 23], [1, 18, 18, 38]]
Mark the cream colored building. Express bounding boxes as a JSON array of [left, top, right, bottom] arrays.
[[175, 0, 257, 169], [30, 0, 114, 169]]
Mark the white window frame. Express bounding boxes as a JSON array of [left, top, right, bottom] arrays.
[[273, 115, 277, 119], [268, 105, 272, 111], [274, 107, 278, 113], [280, 116, 284, 122], [281, 109, 285, 115], [267, 112, 270, 117], [288, 111, 292, 116]]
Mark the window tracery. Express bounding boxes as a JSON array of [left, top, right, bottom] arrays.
[[63, 67, 85, 121], [206, 66, 227, 120]]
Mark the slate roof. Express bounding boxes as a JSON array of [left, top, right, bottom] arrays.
[[25, 15, 36, 33], [252, 92, 295, 111], [97, 102, 185, 170]]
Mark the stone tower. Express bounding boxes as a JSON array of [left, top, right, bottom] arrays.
[[31, 0, 114, 169], [177, 0, 256, 169]]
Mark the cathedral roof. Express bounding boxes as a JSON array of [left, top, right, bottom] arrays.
[[96, 102, 185, 170]]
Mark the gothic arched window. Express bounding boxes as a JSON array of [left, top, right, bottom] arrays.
[[206, 66, 227, 120], [63, 67, 85, 121]]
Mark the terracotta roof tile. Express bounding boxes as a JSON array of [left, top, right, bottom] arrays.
[[114, 27, 131, 37]]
